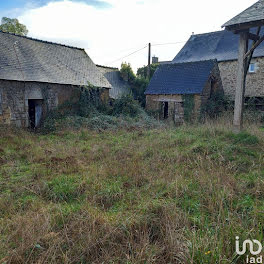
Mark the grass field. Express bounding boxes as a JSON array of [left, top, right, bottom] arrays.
[[0, 119, 263, 263]]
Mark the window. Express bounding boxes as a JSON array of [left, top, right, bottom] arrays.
[[249, 63, 256, 73]]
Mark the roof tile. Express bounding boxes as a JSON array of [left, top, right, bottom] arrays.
[[0, 31, 111, 88], [145, 60, 216, 95]]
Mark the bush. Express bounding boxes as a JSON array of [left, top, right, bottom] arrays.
[[202, 91, 228, 118], [110, 94, 142, 117], [41, 92, 159, 133]]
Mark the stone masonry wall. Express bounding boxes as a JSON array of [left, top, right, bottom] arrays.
[[219, 58, 264, 99], [0, 80, 109, 127], [145, 64, 223, 123], [146, 94, 201, 123], [201, 64, 224, 106]]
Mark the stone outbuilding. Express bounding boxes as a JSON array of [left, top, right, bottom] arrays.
[[145, 60, 223, 123], [0, 31, 112, 128], [96, 65, 131, 99], [173, 28, 264, 103]]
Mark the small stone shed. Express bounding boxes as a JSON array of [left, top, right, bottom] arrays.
[[0, 31, 111, 128], [97, 65, 131, 99], [145, 60, 223, 123]]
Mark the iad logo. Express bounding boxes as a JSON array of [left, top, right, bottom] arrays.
[[236, 236, 263, 263]]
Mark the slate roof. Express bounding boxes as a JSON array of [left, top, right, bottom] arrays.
[[145, 60, 216, 95], [97, 65, 131, 99], [173, 29, 264, 63], [0, 31, 111, 88], [223, 0, 264, 29]]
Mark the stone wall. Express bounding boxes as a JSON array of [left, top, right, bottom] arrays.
[[0, 80, 109, 127], [146, 94, 201, 123], [145, 64, 223, 123], [219, 57, 264, 99]]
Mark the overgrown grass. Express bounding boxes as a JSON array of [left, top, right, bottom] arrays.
[[0, 119, 263, 263], [42, 94, 160, 133]]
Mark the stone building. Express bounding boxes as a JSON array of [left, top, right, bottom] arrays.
[[145, 60, 223, 123], [0, 31, 111, 128], [173, 29, 264, 102], [97, 65, 131, 99]]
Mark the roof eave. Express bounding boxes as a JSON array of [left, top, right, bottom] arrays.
[[223, 20, 264, 32]]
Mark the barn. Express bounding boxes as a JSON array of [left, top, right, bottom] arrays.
[[0, 31, 111, 128], [97, 65, 131, 99], [173, 28, 264, 103], [145, 60, 223, 123]]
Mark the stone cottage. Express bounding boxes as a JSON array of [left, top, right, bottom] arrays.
[[0, 31, 112, 128], [145, 60, 223, 123], [97, 65, 131, 99], [173, 28, 264, 103]]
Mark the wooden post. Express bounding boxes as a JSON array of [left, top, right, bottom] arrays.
[[233, 32, 248, 133], [147, 43, 151, 79]]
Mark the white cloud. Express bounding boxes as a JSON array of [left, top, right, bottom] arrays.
[[17, 0, 255, 71]]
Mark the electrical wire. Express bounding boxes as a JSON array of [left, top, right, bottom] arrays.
[[105, 40, 187, 65], [106, 45, 148, 64]]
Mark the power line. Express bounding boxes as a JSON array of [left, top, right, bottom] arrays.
[[105, 40, 187, 65], [107, 45, 148, 64]]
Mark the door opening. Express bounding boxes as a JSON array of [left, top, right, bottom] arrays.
[[164, 102, 169, 119], [28, 99, 43, 129]]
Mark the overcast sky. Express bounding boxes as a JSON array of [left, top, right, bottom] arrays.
[[0, 0, 256, 71]]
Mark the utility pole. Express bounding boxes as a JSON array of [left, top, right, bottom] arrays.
[[147, 43, 151, 79], [233, 32, 248, 133]]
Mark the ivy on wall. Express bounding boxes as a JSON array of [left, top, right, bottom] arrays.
[[200, 91, 228, 119], [182, 94, 195, 123]]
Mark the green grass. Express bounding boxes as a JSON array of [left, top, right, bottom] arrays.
[[0, 124, 263, 263]]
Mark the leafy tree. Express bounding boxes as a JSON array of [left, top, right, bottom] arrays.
[[132, 77, 149, 107], [120, 62, 159, 107], [0, 17, 28, 36], [120, 62, 136, 84], [137, 63, 159, 79]]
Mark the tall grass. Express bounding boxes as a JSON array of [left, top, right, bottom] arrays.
[[0, 115, 263, 263]]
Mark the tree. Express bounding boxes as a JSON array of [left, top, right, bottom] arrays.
[[120, 62, 159, 107], [120, 62, 136, 84], [0, 17, 28, 36], [133, 77, 149, 107], [137, 63, 159, 79]]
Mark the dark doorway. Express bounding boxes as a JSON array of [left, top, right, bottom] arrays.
[[164, 102, 169, 119], [210, 79, 217, 98], [28, 99, 43, 129]]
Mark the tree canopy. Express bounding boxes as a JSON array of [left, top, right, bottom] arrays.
[[0, 17, 28, 36], [120, 62, 157, 107], [137, 64, 159, 79], [120, 62, 136, 83]]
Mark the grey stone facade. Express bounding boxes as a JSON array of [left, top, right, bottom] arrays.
[[0, 80, 82, 127], [219, 57, 264, 99], [146, 63, 223, 123]]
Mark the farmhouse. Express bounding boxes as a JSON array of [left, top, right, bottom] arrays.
[[0, 31, 112, 128], [173, 28, 264, 102], [145, 60, 223, 123], [97, 65, 131, 99]]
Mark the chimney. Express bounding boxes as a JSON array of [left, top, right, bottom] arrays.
[[152, 56, 159, 64]]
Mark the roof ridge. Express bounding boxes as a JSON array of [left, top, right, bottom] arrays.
[[192, 30, 225, 37], [168, 59, 217, 66], [0, 30, 84, 50], [96, 64, 119, 70]]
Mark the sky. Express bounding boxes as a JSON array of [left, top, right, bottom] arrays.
[[0, 0, 257, 71]]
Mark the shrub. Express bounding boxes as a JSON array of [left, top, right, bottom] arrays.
[[183, 94, 195, 123], [41, 92, 159, 133], [110, 94, 142, 118], [201, 91, 229, 119]]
